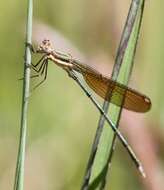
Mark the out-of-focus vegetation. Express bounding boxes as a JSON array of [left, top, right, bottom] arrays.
[[0, 1, 163, 190]]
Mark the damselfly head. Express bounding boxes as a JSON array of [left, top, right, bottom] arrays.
[[36, 39, 54, 53]]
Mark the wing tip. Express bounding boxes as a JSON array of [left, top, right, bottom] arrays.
[[143, 96, 152, 112], [136, 96, 152, 113]]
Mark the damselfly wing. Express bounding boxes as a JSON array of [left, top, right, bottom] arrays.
[[69, 61, 151, 113]]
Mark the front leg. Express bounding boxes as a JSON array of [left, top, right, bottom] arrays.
[[25, 42, 36, 53]]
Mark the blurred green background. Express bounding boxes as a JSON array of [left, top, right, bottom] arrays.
[[0, 0, 164, 190]]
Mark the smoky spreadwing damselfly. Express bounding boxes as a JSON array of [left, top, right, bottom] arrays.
[[28, 39, 151, 177]]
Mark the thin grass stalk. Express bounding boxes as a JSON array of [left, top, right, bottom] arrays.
[[95, 1, 145, 189], [81, 0, 145, 189], [13, 1, 33, 190], [104, 2, 145, 188]]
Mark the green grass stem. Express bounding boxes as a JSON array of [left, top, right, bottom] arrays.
[[13, 1, 33, 190]]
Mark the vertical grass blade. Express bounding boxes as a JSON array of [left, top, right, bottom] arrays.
[[81, 0, 145, 189], [13, 1, 33, 190]]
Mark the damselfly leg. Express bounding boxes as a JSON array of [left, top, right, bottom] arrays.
[[31, 58, 49, 90]]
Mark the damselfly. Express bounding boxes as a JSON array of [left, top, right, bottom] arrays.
[[29, 39, 152, 176], [32, 39, 151, 113]]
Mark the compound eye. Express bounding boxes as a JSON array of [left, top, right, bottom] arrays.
[[43, 39, 49, 45]]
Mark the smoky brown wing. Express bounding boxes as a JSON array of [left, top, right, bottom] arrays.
[[83, 72, 151, 113]]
